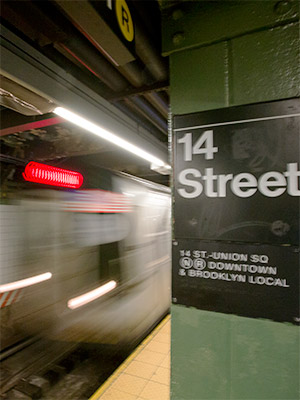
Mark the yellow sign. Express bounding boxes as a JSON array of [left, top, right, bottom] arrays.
[[115, 0, 134, 42]]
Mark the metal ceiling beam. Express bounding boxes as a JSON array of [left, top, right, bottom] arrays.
[[107, 81, 169, 102], [1, 0, 170, 137], [143, 91, 169, 119], [54, 0, 135, 66]]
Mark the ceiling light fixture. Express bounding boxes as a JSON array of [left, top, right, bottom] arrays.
[[54, 107, 170, 170]]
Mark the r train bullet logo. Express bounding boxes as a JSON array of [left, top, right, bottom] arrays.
[[115, 0, 134, 42]]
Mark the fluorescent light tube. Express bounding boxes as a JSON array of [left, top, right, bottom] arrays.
[[54, 107, 170, 169], [0, 272, 52, 293]]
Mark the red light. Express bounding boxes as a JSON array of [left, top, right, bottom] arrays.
[[23, 162, 83, 189]]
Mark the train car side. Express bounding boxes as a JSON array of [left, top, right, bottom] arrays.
[[0, 170, 171, 349]]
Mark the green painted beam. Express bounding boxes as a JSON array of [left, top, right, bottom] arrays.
[[162, 0, 299, 56]]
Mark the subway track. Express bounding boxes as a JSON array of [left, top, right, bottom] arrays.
[[0, 338, 131, 399]]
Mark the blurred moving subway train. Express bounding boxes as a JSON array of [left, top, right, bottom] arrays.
[[0, 159, 171, 350]]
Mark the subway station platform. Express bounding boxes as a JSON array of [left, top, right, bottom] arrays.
[[90, 315, 170, 400]]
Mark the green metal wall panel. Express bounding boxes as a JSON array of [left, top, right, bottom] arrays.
[[231, 22, 300, 105], [171, 305, 299, 399], [170, 22, 300, 114], [229, 315, 299, 399], [171, 305, 231, 399], [170, 43, 228, 115]]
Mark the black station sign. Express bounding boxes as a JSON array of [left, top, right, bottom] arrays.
[[172, 240, 299, 324], [173, 98, 300, 245], [173, 99, 300, 323]]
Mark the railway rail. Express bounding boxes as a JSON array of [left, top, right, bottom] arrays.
[[1, 338, 129, 399]]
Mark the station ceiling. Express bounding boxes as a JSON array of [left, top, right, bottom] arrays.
[[0, 0, 171, 185]]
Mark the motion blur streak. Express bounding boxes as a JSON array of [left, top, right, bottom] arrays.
[[67, 280, 117, 310], [54, 107, 169, 168], [0, 168, 171, 346], [0, 272, 52, 293]]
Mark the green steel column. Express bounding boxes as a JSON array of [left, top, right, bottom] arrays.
[[162, 1, 300, 398]]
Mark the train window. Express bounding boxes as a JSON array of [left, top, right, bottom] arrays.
[[73, 214, 130, 247], [72, 213, 129, 284], [99, 241, 121, 283]]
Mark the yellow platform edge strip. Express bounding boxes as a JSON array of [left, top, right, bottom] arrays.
[[89, 314, 170, 400]]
